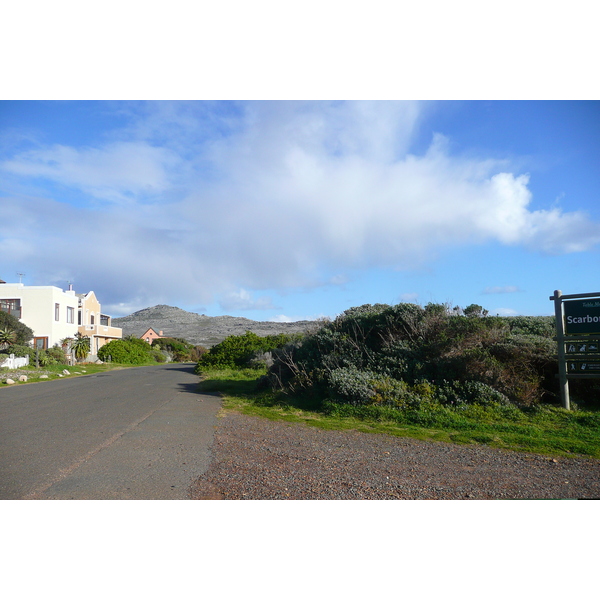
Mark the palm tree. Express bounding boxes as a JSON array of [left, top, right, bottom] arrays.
[[0, 328, 16, 351], [71, 332, 90, 361]]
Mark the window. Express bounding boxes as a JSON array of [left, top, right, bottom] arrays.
[[55, 303, 60, 321], [0, 299, 21, 318], [33, 337, 48, 350], [90, 313, 95, 325], [78, 310, 82, 325], [67, 306, 75, 324]]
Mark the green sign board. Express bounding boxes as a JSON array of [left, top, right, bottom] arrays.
[[563, 298, 600, 335]]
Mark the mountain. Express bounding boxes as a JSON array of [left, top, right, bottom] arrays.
[[111, 305, 317, 347]]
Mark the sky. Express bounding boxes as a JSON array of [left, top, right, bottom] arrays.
[[1, 100, 599, 321]]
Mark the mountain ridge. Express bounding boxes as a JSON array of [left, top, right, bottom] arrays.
[[112, 305, 316, 347]]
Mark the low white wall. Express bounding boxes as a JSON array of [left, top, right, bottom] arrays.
[[0, 354, 30, 369]]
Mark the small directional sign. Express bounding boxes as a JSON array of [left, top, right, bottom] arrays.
[[566, 341, 600, 354], [568, 361, 600, 372]]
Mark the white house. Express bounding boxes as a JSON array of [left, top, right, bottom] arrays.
[[0, 281, 122, 357]]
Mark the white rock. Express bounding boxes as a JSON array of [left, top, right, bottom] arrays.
[[62, 369, 70, 375], [39, 375, 49, 379], [58, 374, 64, 377], [5, 378, 15, 385], [19, 375, 27, 382]]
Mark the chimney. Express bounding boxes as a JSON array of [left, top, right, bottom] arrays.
[[159, 331, 163, 336]]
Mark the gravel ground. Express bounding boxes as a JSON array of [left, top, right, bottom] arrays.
[[190, 412, 600, 500]]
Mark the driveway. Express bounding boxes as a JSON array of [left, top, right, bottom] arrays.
[[0, 364, 222, 499]]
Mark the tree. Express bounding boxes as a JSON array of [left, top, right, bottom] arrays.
[[71, 332, 90, 361], [0, 311, 33, 345], [0, 327, 16, 351], [464, 304, 489, 318]]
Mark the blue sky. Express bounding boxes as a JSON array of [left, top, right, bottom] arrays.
[[1, 100, 599, 320]]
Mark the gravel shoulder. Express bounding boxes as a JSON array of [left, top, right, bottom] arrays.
[[190, 411, 600, 500]]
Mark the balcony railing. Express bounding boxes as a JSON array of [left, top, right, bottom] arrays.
[[79, 324, 122, 338]]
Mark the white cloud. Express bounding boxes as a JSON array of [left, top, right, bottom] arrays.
[[492, 308, 520, 316], [400, 292, 420, 303], [329, 274, 349, 286], [269, 313, 329, 323], [218, 289, 276, 312], [2, 101, 600, 312], [1, 141, 181, 203], [269, 314, 294, 323]]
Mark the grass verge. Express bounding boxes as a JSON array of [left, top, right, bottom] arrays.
[[197, 367, 600, 459], [1, 361, 154, 386]]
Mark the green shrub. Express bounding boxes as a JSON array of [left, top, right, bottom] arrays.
[[505, 315, 555, 338], [265, 300, 573, 411], [197, 331, 300, 371], [435, 380, 511, 407], [152, 337, 196, 361], [38, 350, 56, 367], [1, 344, 33, 358], [98, 338, 156, 364], [327, 366, 380, 405], [41, 345, 67, 366]]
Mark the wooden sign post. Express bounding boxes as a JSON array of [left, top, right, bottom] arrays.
[[550, 290, 600, 410]]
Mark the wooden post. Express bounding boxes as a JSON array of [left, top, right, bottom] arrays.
[[551, 289, 570, 410]]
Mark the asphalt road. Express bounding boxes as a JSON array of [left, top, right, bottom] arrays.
[[0, 364, 222, 499]]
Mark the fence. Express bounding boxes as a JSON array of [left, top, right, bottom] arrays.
[[0, 354, 30, 369]]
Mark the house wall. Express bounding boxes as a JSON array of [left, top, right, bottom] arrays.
[[0, 283, 79, 347], [78, 291, 122, 355], [0, 283, 123, 358], [141, 329, 163, 344]]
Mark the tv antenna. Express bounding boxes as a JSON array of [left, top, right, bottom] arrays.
[[17, 272, 25, 284]]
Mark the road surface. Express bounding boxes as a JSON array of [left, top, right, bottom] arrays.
[[0, 364, 222, 499]]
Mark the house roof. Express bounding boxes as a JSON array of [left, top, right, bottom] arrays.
[[141, 328, 163, 337]]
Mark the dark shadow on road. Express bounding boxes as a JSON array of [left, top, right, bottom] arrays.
[[175, 381, 218, 395], [160, 363, 198, 374]]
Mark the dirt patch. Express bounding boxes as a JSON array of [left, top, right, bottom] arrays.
[[191, 412, 600, 500]]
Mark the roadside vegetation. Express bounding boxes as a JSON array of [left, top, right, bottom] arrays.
[[1, 308, 205, 385], [196, 302, 600, 458], [0, 361, 139, 385]]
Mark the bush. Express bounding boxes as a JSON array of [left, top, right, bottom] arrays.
[[1, 344, 33, 358], [330, 367, 408, 406], [38, 350, 56, 367], [265, 301, 573, 411], [434, 380, 511, 407], [98, 338, 156, 364], [197, 331, 301, 371], [47, 345, 67, 364], [151, 337, 196, 361]]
